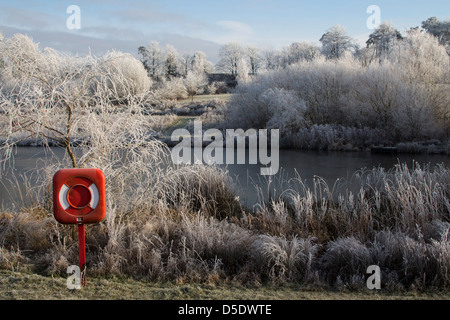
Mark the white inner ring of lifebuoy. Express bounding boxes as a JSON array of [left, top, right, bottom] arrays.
[[59, 183, 99, 211]]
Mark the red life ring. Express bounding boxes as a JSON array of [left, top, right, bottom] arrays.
[[59, 179, 100, 215], [53, 169, 106, 225]]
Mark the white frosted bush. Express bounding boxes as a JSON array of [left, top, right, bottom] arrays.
[[153, 77, 188, 101], [0, 34, 46, 82], [227, 37, 449, 143], [227, 57, 358, 130], [389, 29, 449, 85], [227, 86, 307, 133], [348, 62, 443, 139], [184, 71, 207, 100], [264, 88, 307, 134], [96, 51, 152, 101]]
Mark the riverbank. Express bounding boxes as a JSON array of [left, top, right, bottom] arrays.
[[2, 94, 448, 154], [1, 163, 449, 292], [1, 129, 448, 155]]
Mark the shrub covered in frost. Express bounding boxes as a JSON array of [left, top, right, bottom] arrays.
[[226, 32, 449, 144], [94, 51, 152, 102], [152, 77, 188, 101]]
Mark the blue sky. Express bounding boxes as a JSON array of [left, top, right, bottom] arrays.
[[0, 0, 448, 61]]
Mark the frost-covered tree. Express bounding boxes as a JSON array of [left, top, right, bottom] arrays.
[[165, 44, 180, 79], [264, 88, 307, 135], [184, 71, 207, 102], [138, 45, 149, 69], [389, 28, 449, 85], [366, 22, 403, 60], [226, 85, 307, 134], [179, 53, 193, 77], [247, 46, 262, 75], [236, 57, 250, 84], [0, 34, 193, 257], [153, 77, 188, 101], [0, 34, 50, 82], [390, 29, 450, 131], [320, 26, 356, 60], [226, 33, 449, 142], [422, 17, 450, 52], [0, 34, 158, 170], [262, 49, 283, 71], [191, 51, 213, 75], [355, 46, 377, 67], [97, 51, 152, 102], [143, 41, 164, 80], [217, 43, 245, 76], [284, 42, 321, 66]]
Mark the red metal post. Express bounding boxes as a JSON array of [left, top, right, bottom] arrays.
[[78, 223, 86, 286]]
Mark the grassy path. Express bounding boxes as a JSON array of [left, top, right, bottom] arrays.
[[0, 270, 448, 300], [178, 94, 231, 104]]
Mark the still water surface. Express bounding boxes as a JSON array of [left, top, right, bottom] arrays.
[[1, 147, 448, 210]]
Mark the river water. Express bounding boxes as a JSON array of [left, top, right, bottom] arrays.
[[1, 147, 449, 210]]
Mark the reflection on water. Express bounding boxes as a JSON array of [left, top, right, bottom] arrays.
[[1, 147, 448, 210]]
